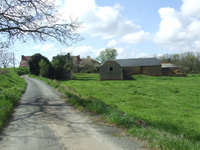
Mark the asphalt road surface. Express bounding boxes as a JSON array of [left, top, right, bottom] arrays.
[[0, 75, 144, 150]]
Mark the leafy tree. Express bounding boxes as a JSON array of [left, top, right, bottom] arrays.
[[29, 53, 49, 76], [0, 0, 84, 50], [39, 59, 50, 77], [96, 48, 118, 63], [52, 54, 72, 79], [158, 52, 200, 73]]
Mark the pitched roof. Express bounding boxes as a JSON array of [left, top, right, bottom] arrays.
[[23, 56, 32, 61], [81, 58, 100, 64], [19, 56, 32, 67], [102, 58, 161, 67], [161, 63, 179, 68]]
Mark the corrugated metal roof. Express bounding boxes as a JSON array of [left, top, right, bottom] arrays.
[[101, 58, 161, 67], [161, 63, 179, 68]]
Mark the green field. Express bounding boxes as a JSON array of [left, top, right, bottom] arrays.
[[0, 68, 26, 130], [60, 73, 200, 149]]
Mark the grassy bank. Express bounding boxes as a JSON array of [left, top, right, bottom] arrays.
[[0, 68, 26, 130], [30, 74, 200, 149]]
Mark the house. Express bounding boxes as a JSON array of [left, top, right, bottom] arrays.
[[19, 55, 32, 67], [81, 56, 100, 65], [100, 58, 162, 80], [71, 55, 100, 73]]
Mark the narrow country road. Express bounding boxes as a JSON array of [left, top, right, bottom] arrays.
[[0, 75, 144, 150]]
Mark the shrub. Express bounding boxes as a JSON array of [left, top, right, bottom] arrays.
[[15, 67, 29, 76]]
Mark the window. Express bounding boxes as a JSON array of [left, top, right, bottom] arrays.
[[109, 67, 113, 71]]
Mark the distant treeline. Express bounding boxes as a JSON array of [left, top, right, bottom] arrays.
[[157, 52, 200, 74]]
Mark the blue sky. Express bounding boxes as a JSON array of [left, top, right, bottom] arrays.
[[13, 0, 200, 66]]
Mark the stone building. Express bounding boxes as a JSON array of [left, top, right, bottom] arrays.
[[100, 58, 162, 80], [71, 55, 100, 73]]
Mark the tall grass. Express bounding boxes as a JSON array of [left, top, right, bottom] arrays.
[[30, 73, 200, 149], [0, 68, 26, 130]]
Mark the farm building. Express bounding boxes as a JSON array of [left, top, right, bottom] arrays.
[[161, 63, 180, 75], [19, 55, 32, 67], [161, 63, 179, 73], [100, 58, 162, 80]]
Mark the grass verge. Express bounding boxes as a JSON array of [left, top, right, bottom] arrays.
[[0, 68, 26, 130], [29, 74, 200, 150]]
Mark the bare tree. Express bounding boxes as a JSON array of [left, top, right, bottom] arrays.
[[0, 49, 14, 68], [0, 0, 84, 49]]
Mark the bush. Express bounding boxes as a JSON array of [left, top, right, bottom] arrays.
[[29, 53, 52, 76], [15, 67, 29, 76]]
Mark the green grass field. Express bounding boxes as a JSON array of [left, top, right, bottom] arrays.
[[0, 68, 26, 130], [60, 73, 200, 149]]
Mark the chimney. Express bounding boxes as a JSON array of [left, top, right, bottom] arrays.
[[87, 56, 90, 59], [67, 53, 70, 58]]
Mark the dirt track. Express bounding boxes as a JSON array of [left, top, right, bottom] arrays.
[[0, 76, 144, 150]]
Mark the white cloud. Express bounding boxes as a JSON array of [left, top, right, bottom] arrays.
[[131, 52, 151, 58], [33, 45, 41, 49], [60, 45, 98, 58], [27, 44, 41, 49], [154, 1, 200, 52], [115, 47, 129, 59], [113, 3, 124, 11], [40, 44, 55, 52], [120, 31, 150, 44], [107, 39, 118, 47], [107, 31, 150, 46], [181, 0, 200, 17], [60, 0, 141, 39]]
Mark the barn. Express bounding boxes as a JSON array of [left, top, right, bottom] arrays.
[[100, 58, 162, 80]]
